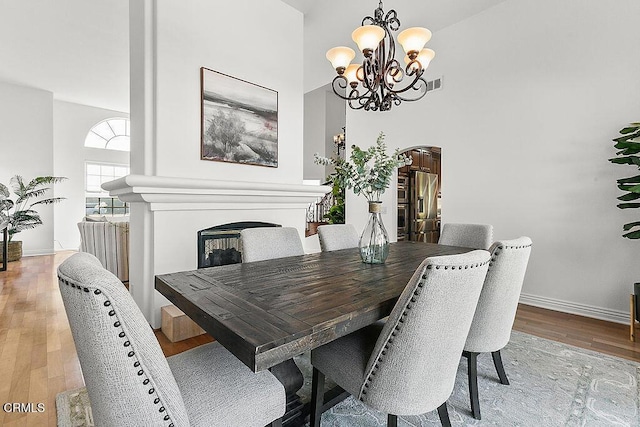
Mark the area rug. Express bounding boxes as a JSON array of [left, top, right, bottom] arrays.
[[56, 331, 640, 426], [55, 387, 94, 427]]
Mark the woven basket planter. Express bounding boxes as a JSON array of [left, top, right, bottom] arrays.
[[0, 241, 22, 262]]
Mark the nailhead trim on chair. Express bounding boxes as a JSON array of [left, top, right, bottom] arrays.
[[503, 243, 533, 250], [489, 242, 533, 267], [58, 276, 175, 427], [359, 258, 491, 398]]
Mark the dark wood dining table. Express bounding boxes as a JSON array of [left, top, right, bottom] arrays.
[[156, 241, 473, 425]]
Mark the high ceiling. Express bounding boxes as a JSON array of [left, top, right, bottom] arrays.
[[297, 0, 509, 92], [0, 0, 507, 113], [0, 0, 129, 113], [284, 0, 507, 30], [280, 0, 316, 14]]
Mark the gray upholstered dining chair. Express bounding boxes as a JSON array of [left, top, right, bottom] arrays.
[[462, 236, 532, 420], [241, 227, 304, 262], [317, 224, 360, 252], [438, 223, 493, 249], [240, 225, 306, 403], [57, 252, 285, 427], [310, 250, 492, 427]]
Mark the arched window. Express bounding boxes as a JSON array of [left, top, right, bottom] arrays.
[[84, 118, 130, 151]]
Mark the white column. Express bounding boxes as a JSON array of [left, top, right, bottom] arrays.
[[129, 0, 158, 325]]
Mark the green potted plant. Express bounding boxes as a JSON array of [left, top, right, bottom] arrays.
[[609, 122, 640, 239], [323, 181, 345, 225], [315, 132, 410, 264], [0, 175, 67, 262], [608, 122, 640, 325]]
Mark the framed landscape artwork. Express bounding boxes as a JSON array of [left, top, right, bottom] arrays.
[[200, 67, 278, 167]]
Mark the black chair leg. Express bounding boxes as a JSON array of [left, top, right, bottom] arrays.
[[437, 402, 451, 427], [492, 350, 510, 385], [387, 414, 398, 427], [310, 367, 325, 427], [467, 351, 481, 419], [268, 419, 282, 427]]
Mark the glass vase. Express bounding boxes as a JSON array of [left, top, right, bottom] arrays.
[[359, 201, 390, 264]]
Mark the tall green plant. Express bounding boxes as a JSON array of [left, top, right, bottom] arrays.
[[324, 182, 345, 224], [0, 175, 67, 242], [609, 122, 640, 239]]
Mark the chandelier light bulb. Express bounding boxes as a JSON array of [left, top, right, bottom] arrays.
[[326, 46, 356, 75], [351, 25, 385, 57], [344, 64, 362, 87], [397, 27, 432, 59], [404, 48, 436, 71]]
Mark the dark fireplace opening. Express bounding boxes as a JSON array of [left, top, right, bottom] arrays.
[[197, 222, 280, 268]]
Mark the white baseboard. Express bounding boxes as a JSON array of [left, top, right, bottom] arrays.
[[519, 293, 629, 325], [22, 248, 55, 257]]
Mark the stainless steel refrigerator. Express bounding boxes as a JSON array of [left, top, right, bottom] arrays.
[[409, 171, 440, 242]]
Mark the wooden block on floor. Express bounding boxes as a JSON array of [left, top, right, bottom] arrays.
[[161, 305, 205, 343]]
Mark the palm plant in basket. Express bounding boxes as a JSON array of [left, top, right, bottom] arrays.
[[0, 175, 67, 262], [315, 132, 411, 263], [608, 122, 640, 322]]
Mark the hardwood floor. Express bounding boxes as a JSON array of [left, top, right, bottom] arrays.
[[0, 251, 638, 425], [0, 252, 81, 426], [513, 303, 640, 362], [0, 251, 211, 426]]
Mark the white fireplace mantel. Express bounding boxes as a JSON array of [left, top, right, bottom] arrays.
[[103, 174, 331, 211], [103, 174, 331, 328]]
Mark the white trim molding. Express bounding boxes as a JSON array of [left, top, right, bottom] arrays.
[[519, 293, 629, 325], [102, 174, 331, 211], [23, 249, 56, 257]]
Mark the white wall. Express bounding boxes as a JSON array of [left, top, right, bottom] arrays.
[[324, 88, 346, 178], [153, 0, 303, 184], [303, 84, 346, 181], [342, 0, 640, 321], [128, 0, 306, 326], [0, 82, 54, 256], [53, 100, 129, 250], [303, 86, 327, 181], [0, 84, 129, 255]]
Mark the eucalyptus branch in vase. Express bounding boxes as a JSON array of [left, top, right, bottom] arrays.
[[314, 132, 411, 202], [314, 132, 411, 264]]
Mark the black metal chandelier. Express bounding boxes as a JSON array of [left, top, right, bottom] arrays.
[[326, 1, 435, 112]]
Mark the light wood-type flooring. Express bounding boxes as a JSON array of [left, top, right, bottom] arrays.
[[0, 251, 638, 425]]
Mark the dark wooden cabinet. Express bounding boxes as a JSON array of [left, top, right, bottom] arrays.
[[405, 148, 440, 174], [409, 150, 421, 171]]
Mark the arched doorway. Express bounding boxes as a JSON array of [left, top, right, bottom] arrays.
[[397, 147, 441, 242]]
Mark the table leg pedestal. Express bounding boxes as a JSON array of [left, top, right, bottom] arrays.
[[269, 358, 351, 426], [270, 359, 305, 427]]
